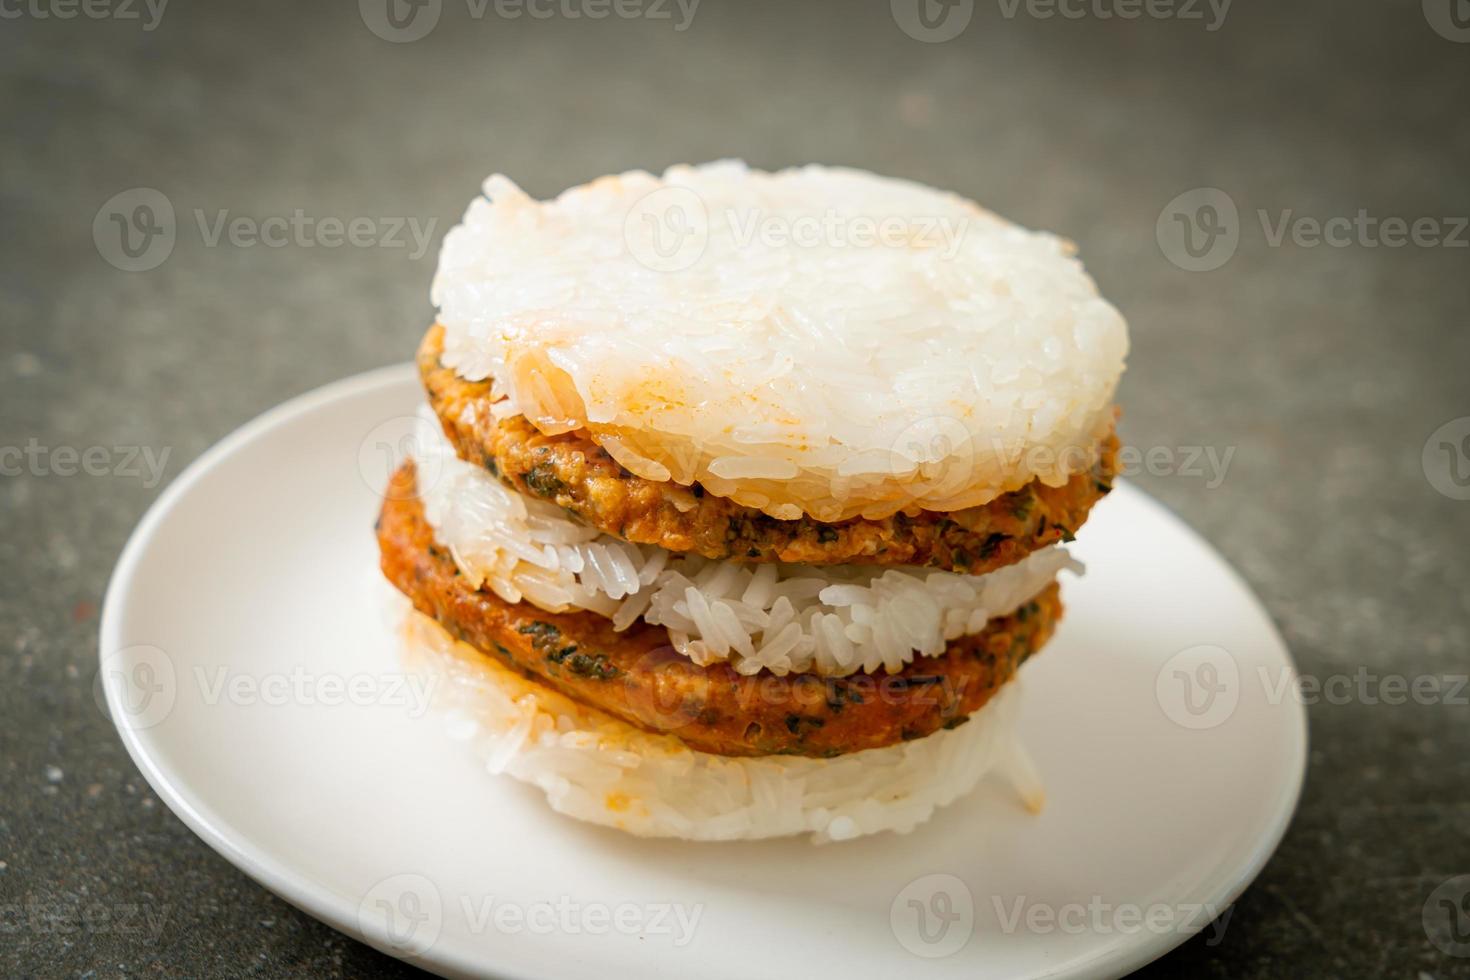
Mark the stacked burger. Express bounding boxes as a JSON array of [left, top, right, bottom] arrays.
[[377, 162, 1128, 842]]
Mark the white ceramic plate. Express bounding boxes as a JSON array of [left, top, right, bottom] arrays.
[[100, 366, 1306, 980]]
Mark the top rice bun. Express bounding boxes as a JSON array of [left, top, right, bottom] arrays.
[[431, 161, 1128, 523]]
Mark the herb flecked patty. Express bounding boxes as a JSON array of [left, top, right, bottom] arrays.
[[378, 461, 1063, 758], [418, 324, 1118, 573]]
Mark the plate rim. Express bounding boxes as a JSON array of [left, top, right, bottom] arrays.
[[99, 363, 506, 979], [99, 364, 1308, 980]]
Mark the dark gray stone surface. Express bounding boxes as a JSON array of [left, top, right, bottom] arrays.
[[2, 0, 1467, 976]]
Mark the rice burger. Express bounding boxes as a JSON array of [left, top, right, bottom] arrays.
[[377, 162, 1128, 842]]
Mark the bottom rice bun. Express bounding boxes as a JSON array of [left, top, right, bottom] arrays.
[[397, 602, 1044, 844]]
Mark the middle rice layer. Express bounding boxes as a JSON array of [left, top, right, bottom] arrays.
[[413, 410, 1078, 678]]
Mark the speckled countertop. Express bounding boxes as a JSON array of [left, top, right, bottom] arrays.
[[2, 0, 1468, 976]]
